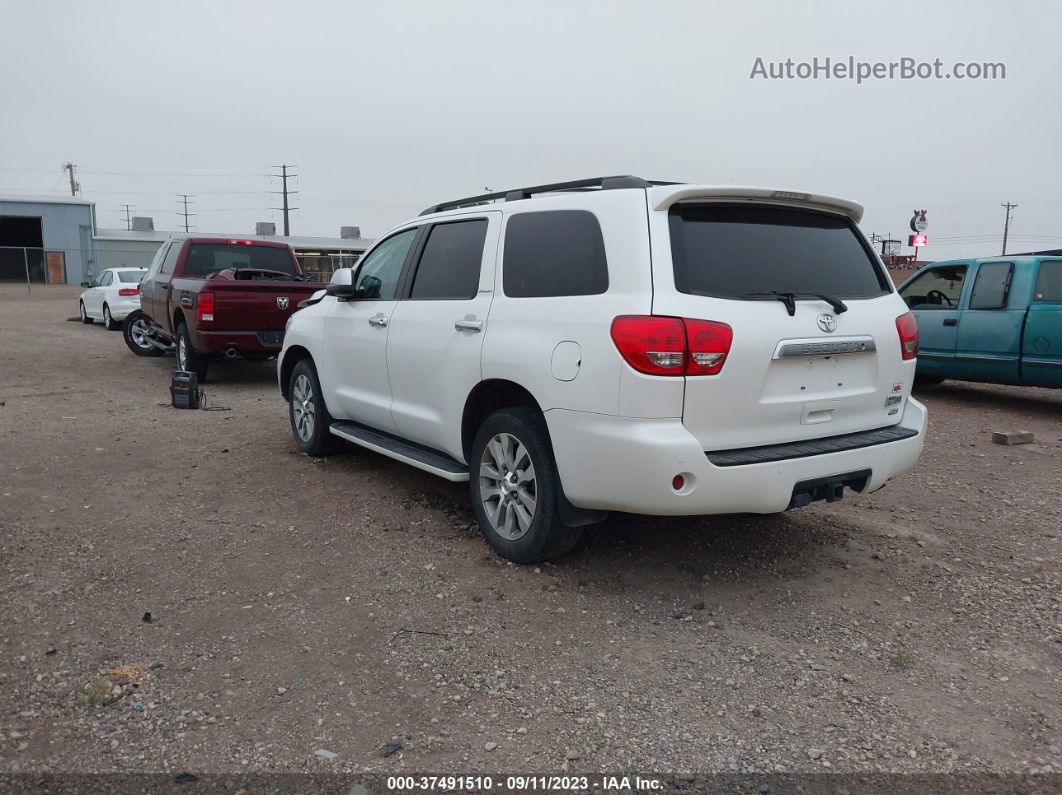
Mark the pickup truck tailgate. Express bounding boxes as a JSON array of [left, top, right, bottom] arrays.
[[208, 280, 322, 331]]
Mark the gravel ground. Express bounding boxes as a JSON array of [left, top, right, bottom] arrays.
[[1, 285, 1060, 781]]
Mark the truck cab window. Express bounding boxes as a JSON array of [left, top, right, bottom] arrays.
[[899, 265, 968, 309], [1035, 261, 1062, 301], [968, 262, 1013, 310]]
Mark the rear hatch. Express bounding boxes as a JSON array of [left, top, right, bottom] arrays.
[[186, 241, 323, 331], [647, 187, 913, 452]]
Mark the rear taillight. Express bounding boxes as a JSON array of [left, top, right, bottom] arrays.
[[197, 291, 215, 323], [683, 318, 733, 375], [895, 312, 918, 360], [610, 316, 733, 376], [117, 287, 139, 297]]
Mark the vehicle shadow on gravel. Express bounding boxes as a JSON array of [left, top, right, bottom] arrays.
[[143, 354, 280, 387], [322, 441, 842, 596]]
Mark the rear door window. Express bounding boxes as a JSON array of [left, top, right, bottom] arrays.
[[410, 219, 487, 300], [968, 262, 1013, 309], [899, 264, 968, 309], [668, 204, 889, 299], [503, 210, 608, 297], [1034, 261, 1062, 301]]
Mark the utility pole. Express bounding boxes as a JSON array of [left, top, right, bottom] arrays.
[[121, 204, 134, 231], [1000, 201, 1018, 255], [270, 164, 299, 236], [176, 194, 196, 233], [62, 162, 80, 196]]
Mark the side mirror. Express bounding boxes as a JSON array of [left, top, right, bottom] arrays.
[[80, 281, 90, 288], [329, 267, 354, 287], [325, 282, 357, 300]]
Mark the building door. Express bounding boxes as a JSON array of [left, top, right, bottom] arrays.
[[46, 251, 66, 284]]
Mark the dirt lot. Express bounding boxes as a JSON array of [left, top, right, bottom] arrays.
[[1, 285, 1060, 779]]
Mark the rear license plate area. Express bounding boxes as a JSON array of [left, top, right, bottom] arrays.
[[788, 468, 871, 509]]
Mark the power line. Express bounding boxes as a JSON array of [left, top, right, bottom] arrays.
[[270, 165, 298, 237], [1000, 201, 1018, 255], [176, 194, 196, 233]]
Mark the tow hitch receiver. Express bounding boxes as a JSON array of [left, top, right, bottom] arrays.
[[788, 468, 871, 509]]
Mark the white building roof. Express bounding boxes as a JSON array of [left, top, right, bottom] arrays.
[[0, 193, 95, 207]]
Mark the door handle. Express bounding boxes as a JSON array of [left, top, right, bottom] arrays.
[[455, 319, 483, 333], [368, 315, 388, 328], [943, 318, 958, 326]]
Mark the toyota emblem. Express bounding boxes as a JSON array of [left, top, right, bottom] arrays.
[[277, 296, 289, 310], [817, 313, 837, 333]]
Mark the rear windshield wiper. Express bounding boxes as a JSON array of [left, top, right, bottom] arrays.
[[741, 291, 848, 317]]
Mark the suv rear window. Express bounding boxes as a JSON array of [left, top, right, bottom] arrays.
[[184, 244, 297, 277], [668, 205, 889, 300], [503, 210, 608, 297]]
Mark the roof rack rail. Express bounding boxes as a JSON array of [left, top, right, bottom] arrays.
[[419, 175, 680, 216]]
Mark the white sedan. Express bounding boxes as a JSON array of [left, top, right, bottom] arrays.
[[79, 268, 147, 330]]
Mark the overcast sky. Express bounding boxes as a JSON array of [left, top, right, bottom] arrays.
[[2, 0, 1060, 259]]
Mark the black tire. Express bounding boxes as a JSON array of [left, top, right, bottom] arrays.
[[103, 304, 120, 331], [176, 322, 209, 381], [123, 311, 163, 357], [915, 375, 945, 386], [79, 302, 93, 324], [469, 406, 582, 564], [288, 359, 338, 456]]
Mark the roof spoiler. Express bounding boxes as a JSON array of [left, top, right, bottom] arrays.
[[651, 186, 864, 223]]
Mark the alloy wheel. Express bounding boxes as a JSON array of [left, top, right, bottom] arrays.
[[130, 318, 151, 350], [479, 432, 537, 540], [292, 373, 316, 442]]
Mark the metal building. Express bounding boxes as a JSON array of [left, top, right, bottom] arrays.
[[1, 194, 374, 285], [0, 194, 97, 284]]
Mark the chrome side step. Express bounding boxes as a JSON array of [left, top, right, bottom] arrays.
[[329, 421, 469, 482]]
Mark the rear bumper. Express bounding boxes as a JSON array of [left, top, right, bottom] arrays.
[[190, 328, 284, 354], [545, 397, 927, 515], [108, 297, 140, 320]]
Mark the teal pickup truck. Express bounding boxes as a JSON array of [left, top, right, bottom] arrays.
[[898, 256, 1062, 387]]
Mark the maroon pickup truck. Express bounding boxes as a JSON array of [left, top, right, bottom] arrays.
[[122, 237, 322, 381]]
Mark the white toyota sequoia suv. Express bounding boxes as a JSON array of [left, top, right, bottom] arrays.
[[279, 176, 926, 563]]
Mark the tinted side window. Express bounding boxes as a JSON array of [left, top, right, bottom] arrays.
[[353, 228, 418, 300], [899, 265, 968, 309], [969, 262, 1013, 310], [1034, 261, 1062, 301], [100, 271, 113, 286], [410, 220, 487, 300], [160, 242, 181, 275], [503, 211, 608, 298]]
